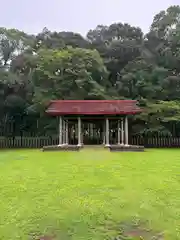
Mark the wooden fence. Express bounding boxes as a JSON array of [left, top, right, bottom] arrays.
[[131, 136, 180, 148], [0, 137, 59, 149], [0, 136, 180, 148]]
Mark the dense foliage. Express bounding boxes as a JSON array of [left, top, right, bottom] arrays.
[[1, 5, 180, 137]]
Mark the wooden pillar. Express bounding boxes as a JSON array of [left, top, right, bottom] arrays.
[[117, 119, 121, 145], [121, 118, 124, 145], [81, 120, 84, 146], [62, 119, 66, 145], [125, 116, 129, 145], [58, 116, 63, 146], [65, 120, 69, 145], [77, 117, 82, 146], [103, 120, 106, 145], [105, 117, 110, 147]]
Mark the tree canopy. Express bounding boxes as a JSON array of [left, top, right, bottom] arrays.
[[0, 5, 180, 137]]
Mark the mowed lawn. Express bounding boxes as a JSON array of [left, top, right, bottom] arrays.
[[0, 149, 180, 239]]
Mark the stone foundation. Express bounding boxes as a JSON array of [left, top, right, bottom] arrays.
[[109, 145, 144, 152], [42, 144, 144, 152], [42, 145, 81, 151]]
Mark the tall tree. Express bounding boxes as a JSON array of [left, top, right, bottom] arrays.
[[87, 23, 143, 88], [32, 47, 109, 109]]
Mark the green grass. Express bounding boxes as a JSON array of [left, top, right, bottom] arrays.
[[0, 149, 180, 239]]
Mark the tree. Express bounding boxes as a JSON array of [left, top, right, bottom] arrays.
[[87, 23, 143, 88], [32, 47, 109, 108], [0, 28, 35, 66], [33, 28, 90, 51], [0, 5, 179, 137]]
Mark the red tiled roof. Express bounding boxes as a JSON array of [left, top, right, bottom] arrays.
[[46, 100, 142, 115]]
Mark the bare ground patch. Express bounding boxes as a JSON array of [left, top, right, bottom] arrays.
[[115, 220, 164, 240], [98, 219, 164, 240]]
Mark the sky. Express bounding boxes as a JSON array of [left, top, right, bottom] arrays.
[[1, 0, 179, 36]]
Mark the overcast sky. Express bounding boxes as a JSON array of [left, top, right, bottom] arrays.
[[1, 0, 179, 36]]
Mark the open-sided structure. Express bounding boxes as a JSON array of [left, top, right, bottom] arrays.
[[43, 100, 144, 151]]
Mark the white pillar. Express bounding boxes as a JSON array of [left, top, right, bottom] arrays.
[[81, 121, 84, 146], [121, 118, 124, 145], [117, 119, 121, 145], [105, 117, 110, 147], [65, 120, 69, 145], [103, 120, 106, 145], [62, 119, 66, 145], [58, 116, 63, 146], [125, 116, 129, 146], [77, 117, 82, 146]]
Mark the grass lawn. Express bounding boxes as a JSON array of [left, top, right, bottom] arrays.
[[0, 149, 180, 239]]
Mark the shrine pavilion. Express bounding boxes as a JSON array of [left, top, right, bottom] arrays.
[[43, 100, 144, 151]]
